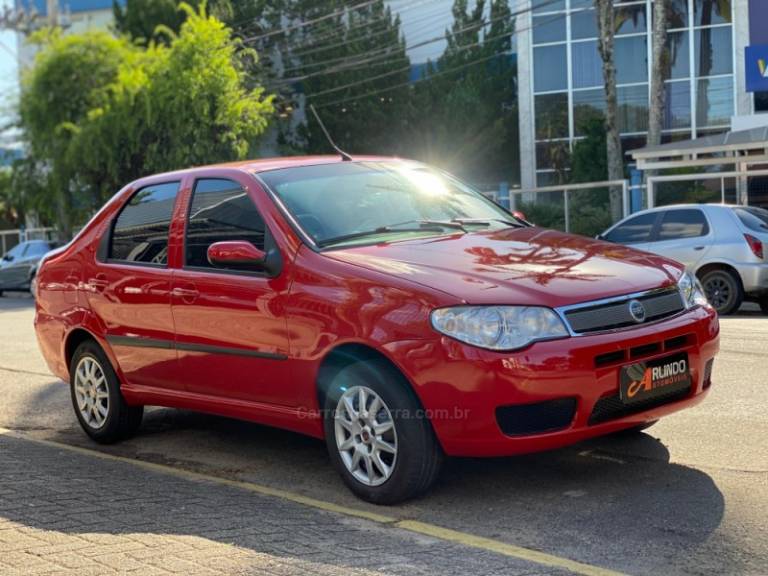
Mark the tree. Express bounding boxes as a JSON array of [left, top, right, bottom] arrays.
[[113, 0, 235, 43], [594, 0, 623, 222], [282, 0, 411, 155], [406, 0, 517, 182], [19, 4, 274, 237], [647, 0, 669, 160]]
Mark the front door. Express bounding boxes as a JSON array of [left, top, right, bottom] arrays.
[[171, 177, 293, 406], [86, 181, 181, 391]]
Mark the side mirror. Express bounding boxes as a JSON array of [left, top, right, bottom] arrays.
[[2, 254, 13, 262], [512, 210, 527, 222], [207, 241, 266, 270]]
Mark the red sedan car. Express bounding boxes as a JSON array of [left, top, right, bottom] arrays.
[[34, 157, 720, 503]]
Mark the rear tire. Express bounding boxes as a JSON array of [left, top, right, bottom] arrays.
[[69, 340, 143, 444], [323, 360, 443, 504], [700, 269, 742, 315]]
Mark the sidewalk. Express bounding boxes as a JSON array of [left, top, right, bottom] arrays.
[[0, 434, 551, 576]]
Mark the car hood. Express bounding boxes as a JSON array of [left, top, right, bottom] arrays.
[[325, 227, 684, 307]]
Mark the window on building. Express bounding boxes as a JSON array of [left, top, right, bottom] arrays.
[[694, 27, 733, 77], [615, 4, 647, 36], [535, 93, 569, 139], [110, 182, 179, 265], [665, 81, 693, 129], [185, 179, 266, 270], [570, 8, 597, 40], [533, 0, 565, 13], [533, 14, 566, 44], [664, 31, 690, 80], [573, 88, 606, 136], [534, 44, 568, 92], [755, 92, 768, 113], [618, 84, 649, 133], [694, 0, 731, 26], [615, 36, 648, 84], [571, 40, 603, 89], [603, 212, 658, 244], [696, 77, 734, 127], [656, 209, 709, 240]]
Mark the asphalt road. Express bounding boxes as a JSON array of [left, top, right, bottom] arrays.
[[0, 293, 766, 575]]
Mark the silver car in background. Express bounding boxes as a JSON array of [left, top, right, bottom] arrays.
[[0, 240, 59, 297], [599, 204, 768, 315]]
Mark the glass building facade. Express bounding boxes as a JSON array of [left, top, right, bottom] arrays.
[[518, 0, 743, 187]]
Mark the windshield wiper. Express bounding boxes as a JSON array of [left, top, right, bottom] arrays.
[[318, 220, 464, 248], [451, 217, 525, 228]]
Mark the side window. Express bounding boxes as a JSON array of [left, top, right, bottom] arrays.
[[604, 212, 657, 244], [656, 209, 709, 241], [185, 178, 266, 270], [25, 242, 50, 257], [110, 182, 180, 265], [4, 243, 27, 259]]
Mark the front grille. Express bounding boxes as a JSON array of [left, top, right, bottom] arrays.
[[563, 287, 685, 335], [496, 398, 577, 436], [588, 383, 691, 425]]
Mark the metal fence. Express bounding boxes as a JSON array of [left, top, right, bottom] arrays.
[[0, 227, 58, 255], [647, 169, 768, 209]]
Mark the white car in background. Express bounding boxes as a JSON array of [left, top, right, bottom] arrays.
[[599, 204, 768, 315]]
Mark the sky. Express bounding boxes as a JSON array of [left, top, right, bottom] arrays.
[[0, 0, 19, 147]]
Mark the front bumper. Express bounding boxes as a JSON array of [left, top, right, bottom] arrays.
[[385, 305, 720, 457]]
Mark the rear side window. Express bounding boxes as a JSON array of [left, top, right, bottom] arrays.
[[110, 182, 180, 265], [734, 207, 768, 233], [25, 242, 51, 257], [604, 212, 657, 244], [185, 179, 266, 270], [656, 209, 709, 241]]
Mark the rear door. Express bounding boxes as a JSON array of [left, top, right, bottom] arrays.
[[86, 181, 182, 391], [170, 176, 293, 406], [645, 208, 712, 268]]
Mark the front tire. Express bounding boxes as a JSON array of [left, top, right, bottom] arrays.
[[69, 340, 143, 444], [700, 269, 743, 315], [323, 360, 443, 504]]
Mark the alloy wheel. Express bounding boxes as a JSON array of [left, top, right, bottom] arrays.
[[703, 276, 731, 311], [74, 356, 110, 430], [334, 386, 398, 486]]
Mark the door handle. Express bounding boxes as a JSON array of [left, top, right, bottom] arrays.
[[89, 274, 109, 292], [172, 286, 199, 304], [693, 246, 705, 251]]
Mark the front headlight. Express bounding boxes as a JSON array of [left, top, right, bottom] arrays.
[[678, 271, 708, 309], [430, 306, 569, 351]]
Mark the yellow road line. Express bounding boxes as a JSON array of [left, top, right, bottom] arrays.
[[396, 520, 627, 576], [0, 427, 629, 576]]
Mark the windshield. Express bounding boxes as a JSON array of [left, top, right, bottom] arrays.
[[258, 162, 519, 247]]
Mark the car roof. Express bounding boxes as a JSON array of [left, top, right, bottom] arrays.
[[133, 155, 406, 184]]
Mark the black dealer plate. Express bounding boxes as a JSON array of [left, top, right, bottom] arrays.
[[619, 353, 691, 404]]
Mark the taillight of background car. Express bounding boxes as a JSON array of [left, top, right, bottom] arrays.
[[744, 234, 764, 259]]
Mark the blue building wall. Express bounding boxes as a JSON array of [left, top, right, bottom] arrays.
[[14, 0, 124, 15]]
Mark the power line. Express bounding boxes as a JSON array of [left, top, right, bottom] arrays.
[[303, 11, 562, 109], [271, 4, 558, 93], [239, 0, 383, 44]]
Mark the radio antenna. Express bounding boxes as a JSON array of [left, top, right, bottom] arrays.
[[309, 104, 352, 162]]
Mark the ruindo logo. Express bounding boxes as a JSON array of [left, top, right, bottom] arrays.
[[627, 367, 653, 398], [759, 58, 768, 79], [626, 358, 688, 398]]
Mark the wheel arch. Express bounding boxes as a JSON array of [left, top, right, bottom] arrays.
[[694, 261, 744, 291], [64, 328, 101, 372], [315, 342, 427, 417]]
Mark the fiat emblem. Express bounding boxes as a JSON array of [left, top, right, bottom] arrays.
[[628, 299, 646, 323]]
